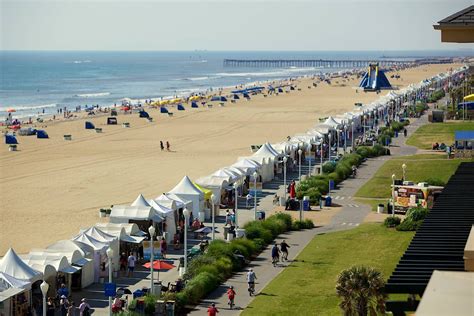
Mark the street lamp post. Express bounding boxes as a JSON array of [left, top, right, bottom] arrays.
[[253, 171, 258, 220], [351, 121, 355, 150], [344, 125, 347, 153], [106, 246, 114, 316], [308, 146, 311, 176], [183, 208, 190, 274], [391, 174, 396, 217], [328, 134, 332, 161], [148, 225, 156, 295], [211, 194, 217, 241], [402, 163, 407, 182], [40, 281, 49, 316], [234, 183, 238, 226], [283, 156, 288, 200], [298, 149, 302, 181]]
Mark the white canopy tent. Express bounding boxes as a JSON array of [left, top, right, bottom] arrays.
[[155, 194, 181, 210], [168, 176, 204, 219], [72, 233, 110, 282], [148, 200, 177, 243], [130, 194, 150, 207], [195, 175, 230, 205], [324, 116, 341, 129], [95, 223, 146, 237], [231, 158, 261, 175], [77, 227, 119, 272], [47, 240, 94, 260], [28, 249, 94, 288], [93, 226, 145, 244], [210, 168, 239, 183], [165, 193, 193, 209], [0, 249, 42, 283], [0, 272, 31, 315], [109, 205, 164, 224]]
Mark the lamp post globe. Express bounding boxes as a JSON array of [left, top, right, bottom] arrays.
[[40, 281, 49, 316]]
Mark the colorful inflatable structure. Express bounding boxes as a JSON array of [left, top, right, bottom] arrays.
[[359, 63, 392, 91]]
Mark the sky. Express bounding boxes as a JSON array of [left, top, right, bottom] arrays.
[[1, 0, 473, 51]]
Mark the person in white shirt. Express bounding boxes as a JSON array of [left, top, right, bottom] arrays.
[[127, 253, 136, 277]]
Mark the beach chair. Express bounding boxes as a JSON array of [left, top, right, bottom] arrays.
[[207, 104, 213, 108], [231, 100, 236, 103], [63, 135, 72, 140], [219, 102, 225, 107], [95, 128, 103, 133], [122, 123, 130, 128], [167, 112, 174, 117]]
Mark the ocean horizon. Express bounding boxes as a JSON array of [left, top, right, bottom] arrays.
[[1, 50, 472, 119]]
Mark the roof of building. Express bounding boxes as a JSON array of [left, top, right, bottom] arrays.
[[437, 5, 474, 25]]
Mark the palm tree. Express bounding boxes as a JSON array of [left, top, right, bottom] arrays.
[[335, 265, 387, 316]]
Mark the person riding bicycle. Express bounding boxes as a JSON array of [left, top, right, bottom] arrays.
[[246, 268, 257, 296], [226, 286, 236, 309], [271, 243, 281, 267], [352, 165, 357, 177], [280, 240, 290, 261]]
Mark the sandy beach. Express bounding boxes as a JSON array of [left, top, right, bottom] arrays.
[[0, 63, 459, 254]]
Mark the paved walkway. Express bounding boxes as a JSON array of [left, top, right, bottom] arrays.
[[188, 112, 430, 315], [78, 111, 429, 315]]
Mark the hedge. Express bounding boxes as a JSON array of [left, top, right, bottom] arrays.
[[427, 89, 445, 103], [396, 206, 429, 231], [165, 213, 313, 312]]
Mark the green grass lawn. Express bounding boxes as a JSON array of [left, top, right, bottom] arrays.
[[355, 154, 469, 198], [354, 198, 389, 212], [242, 224, 414, 316], [406, 121, 474, 149]]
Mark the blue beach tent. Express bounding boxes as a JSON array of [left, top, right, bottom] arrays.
[[139, 111, 150, 118], [211, 96, 227, 102], [191, 102, 198, 108], [177, 104, 185, 111], [243, 93, 250, 99], [290, 86, 295, 90], [85, 121, 95, 129], [233, 94, 240, 100], [36, 130, 49, 139], [160, 107, 169, 114], [278, 88, 284, 93], [457, 102, 474, 110], [5, 135, 18, 144], [359, 63, 392, 91]]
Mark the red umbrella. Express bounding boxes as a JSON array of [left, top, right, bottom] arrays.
[[142, 260, 175, 282], [6, 108, 16, 113], [143, 260, 175, 270]]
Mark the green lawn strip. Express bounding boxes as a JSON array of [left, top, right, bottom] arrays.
[[354, 198, 389, 212], [355, 155, 467, 199], [406, 122, 474, 149], [242, 224, 414, 316]]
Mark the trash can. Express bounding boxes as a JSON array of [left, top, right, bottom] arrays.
[[153, 281, 162, 297], [198, 211, 205, 222], [257, 211, 265, 220], [303, 196, 310, 211], [133, 289, 144, 299], [377, 204, 384, 214], [325, 196, 332, 207], [227, 233, 234, 242], [279, 196, 286, 206], [165, 300, 175, 316], [223, 225, 230, 240]]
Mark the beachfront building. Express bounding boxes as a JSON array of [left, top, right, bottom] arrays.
[[433, 5, 474, 43]]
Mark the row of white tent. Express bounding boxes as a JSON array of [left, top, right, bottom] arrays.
[[0, 65, 467, 313]]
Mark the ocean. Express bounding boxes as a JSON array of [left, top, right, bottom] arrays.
[[1, 50, 471, 119]]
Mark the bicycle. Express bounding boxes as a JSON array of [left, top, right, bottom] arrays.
[[248, 282, 255, 296], [228, 297, 234, 309]]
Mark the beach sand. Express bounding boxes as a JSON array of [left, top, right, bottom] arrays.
[[0, 63, 459, 254]]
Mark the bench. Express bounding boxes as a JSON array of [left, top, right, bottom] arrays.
[[63, 135, 72, 140]]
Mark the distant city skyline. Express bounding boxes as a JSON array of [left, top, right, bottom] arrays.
[[1, 0, 473, 51]]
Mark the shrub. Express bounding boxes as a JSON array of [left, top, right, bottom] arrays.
[[423, 178, 446, 186], [292, 221, 304, 230], [305, 187, 322, 204], [303, 219, 315, 228], [383, 216, 401, 228], [356, 147, 371, 159], [378, 133, 391, 146], [144, 294, 159, 315], [206, 240, 234, 261], [252, 238, 266, 250], [244, 221, 273, 243], [230, 238, 257, 259], [272, 213, 293, 230], [182, 272, 220, 305], [406, 206, 429, 222], [396, 218, 423, 231], [322, 161, 337, 173]]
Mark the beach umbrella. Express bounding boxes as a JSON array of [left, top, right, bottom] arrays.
[[463, 94, 474, 102], [142, 260, 176, 282], [194, 226, 219, 234], [6, 108, 16, 113]]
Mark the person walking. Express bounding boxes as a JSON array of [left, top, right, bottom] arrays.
[[160, 238, 167, 258], [271, 243, 281, 266], [59, 295, 69, 316], [119, 252, 127, 277], [403, 128, 408, 137], [78, 299, 91, 316], [226, 286, 236, 309], [207, 303, 219, 316], [166, 141, 170, 151], [246, 268, 257, 296], [46, 297, 56, 316], [280, 240, 290, 261], [289, 180, 296, 199], [160, 141, 164, 151], [127, 252, 136, 277]]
